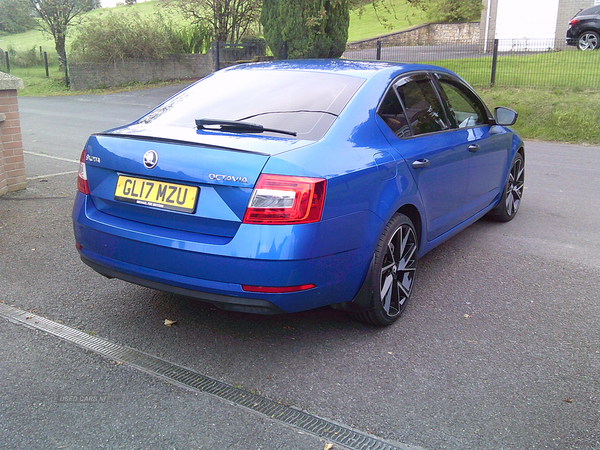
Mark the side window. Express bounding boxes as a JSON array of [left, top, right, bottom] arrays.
[[396, 78, 449, 136], [377, 88, 412, 138], [437, 80, 488, 129]]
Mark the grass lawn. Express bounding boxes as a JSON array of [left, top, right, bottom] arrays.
[[436, 49, 600, 91], [348, 0, 428, 42], [479, 88, 600, 145]]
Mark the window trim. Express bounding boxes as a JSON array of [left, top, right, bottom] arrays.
[[432, 72, 494, 128], [377, 71, 458, 139]]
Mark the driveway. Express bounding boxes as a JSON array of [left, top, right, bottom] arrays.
[[1, 86, 599, 450]]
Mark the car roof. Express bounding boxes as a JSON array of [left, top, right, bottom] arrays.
[[221, 59, 456, 81], [577, 5, 600, 16]]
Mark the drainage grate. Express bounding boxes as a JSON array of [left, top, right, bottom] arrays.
[[0, 303, 415, 450]]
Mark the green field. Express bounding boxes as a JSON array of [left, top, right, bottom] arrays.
[[0, 1, 181, 53], [348, 1, 427, 42]]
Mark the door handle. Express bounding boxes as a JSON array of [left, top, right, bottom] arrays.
[[412, 159, 430, 169], [468, 144, 481, 152]]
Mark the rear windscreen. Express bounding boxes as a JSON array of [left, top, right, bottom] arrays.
[[137, 69, 365, 141], [580, 5, 600, 15]]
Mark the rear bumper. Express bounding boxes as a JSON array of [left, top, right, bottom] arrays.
[[80, 255, 285, 314], [73, 193, 381, 314]]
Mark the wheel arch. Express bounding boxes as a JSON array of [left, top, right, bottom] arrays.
[[396, 203, 423, 249], [335, 202, 423, 314]]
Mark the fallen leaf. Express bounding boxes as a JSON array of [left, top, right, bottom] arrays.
[[464, 314, 471, 318], [164, 319, 177, 327], [564, 398, 573, 403], [324, 444, 334, 450]]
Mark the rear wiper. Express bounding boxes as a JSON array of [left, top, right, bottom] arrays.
[[195, 118, 297, 137]]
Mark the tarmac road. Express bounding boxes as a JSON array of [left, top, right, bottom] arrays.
[[1, 86, 599, 450]]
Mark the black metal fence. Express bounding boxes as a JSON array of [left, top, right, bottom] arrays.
[[211, 41, 268, 70], [0, 47, 52, 76], [343, 39, 600, 90]]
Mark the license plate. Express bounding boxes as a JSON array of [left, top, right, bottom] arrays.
[[114, 175, 198, 214]]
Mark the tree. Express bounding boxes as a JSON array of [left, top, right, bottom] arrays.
[[0, 0, 37, 33], [30, 0, 98, 74], [261, 0, 350, 59], [405, 0, 482, 23], [165, 0, 262, 43]]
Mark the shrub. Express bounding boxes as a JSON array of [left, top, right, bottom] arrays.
[[69, 12, 187, 63], [171, 24, 212, 54]]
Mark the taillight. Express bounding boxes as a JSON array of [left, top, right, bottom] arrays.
[[77, 150, 90, 195], [242, 284, 316, 293], [243, 174, 326, 225], [569, 19, 579, 26]]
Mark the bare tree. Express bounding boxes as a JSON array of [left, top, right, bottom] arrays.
[[167, 0, 262, 43], [30, 0, 97, 84]]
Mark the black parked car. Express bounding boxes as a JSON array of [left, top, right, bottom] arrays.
[[566, 5, 600, 50]]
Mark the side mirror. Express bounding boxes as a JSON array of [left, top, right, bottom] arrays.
[[494, 107, 518, 126]]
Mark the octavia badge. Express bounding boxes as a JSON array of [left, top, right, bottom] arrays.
[[143, 150, 158, 169]]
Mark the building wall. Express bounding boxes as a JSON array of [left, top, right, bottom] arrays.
[[0, 73, 26, 197], [480, 0, 499, 48]]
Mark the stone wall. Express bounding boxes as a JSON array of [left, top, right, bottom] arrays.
[[0, 72, 26, 197], [346, 22, 481, 50], [69, 53, 213, 91]]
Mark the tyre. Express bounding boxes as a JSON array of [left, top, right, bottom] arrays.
[[578, 31, 599, 51], [488, 152, 524, 222], [349, 213, 418, 327]]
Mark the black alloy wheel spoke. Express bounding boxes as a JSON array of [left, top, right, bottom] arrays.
[[506, 158, 524, 216], [380, 224, 417, 317]]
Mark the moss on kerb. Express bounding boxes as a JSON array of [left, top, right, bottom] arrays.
[[0, 72, 24, 90]]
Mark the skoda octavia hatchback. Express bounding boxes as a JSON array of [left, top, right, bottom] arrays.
[[73, 60, 524, 326]]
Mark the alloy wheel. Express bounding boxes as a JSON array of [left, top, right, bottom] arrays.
[[379, 223, 417, 318], [505, 155, 525, 217], [578, 32, 599, 50]]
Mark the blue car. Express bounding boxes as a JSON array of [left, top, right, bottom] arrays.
[[72, 60, 524, 326]]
